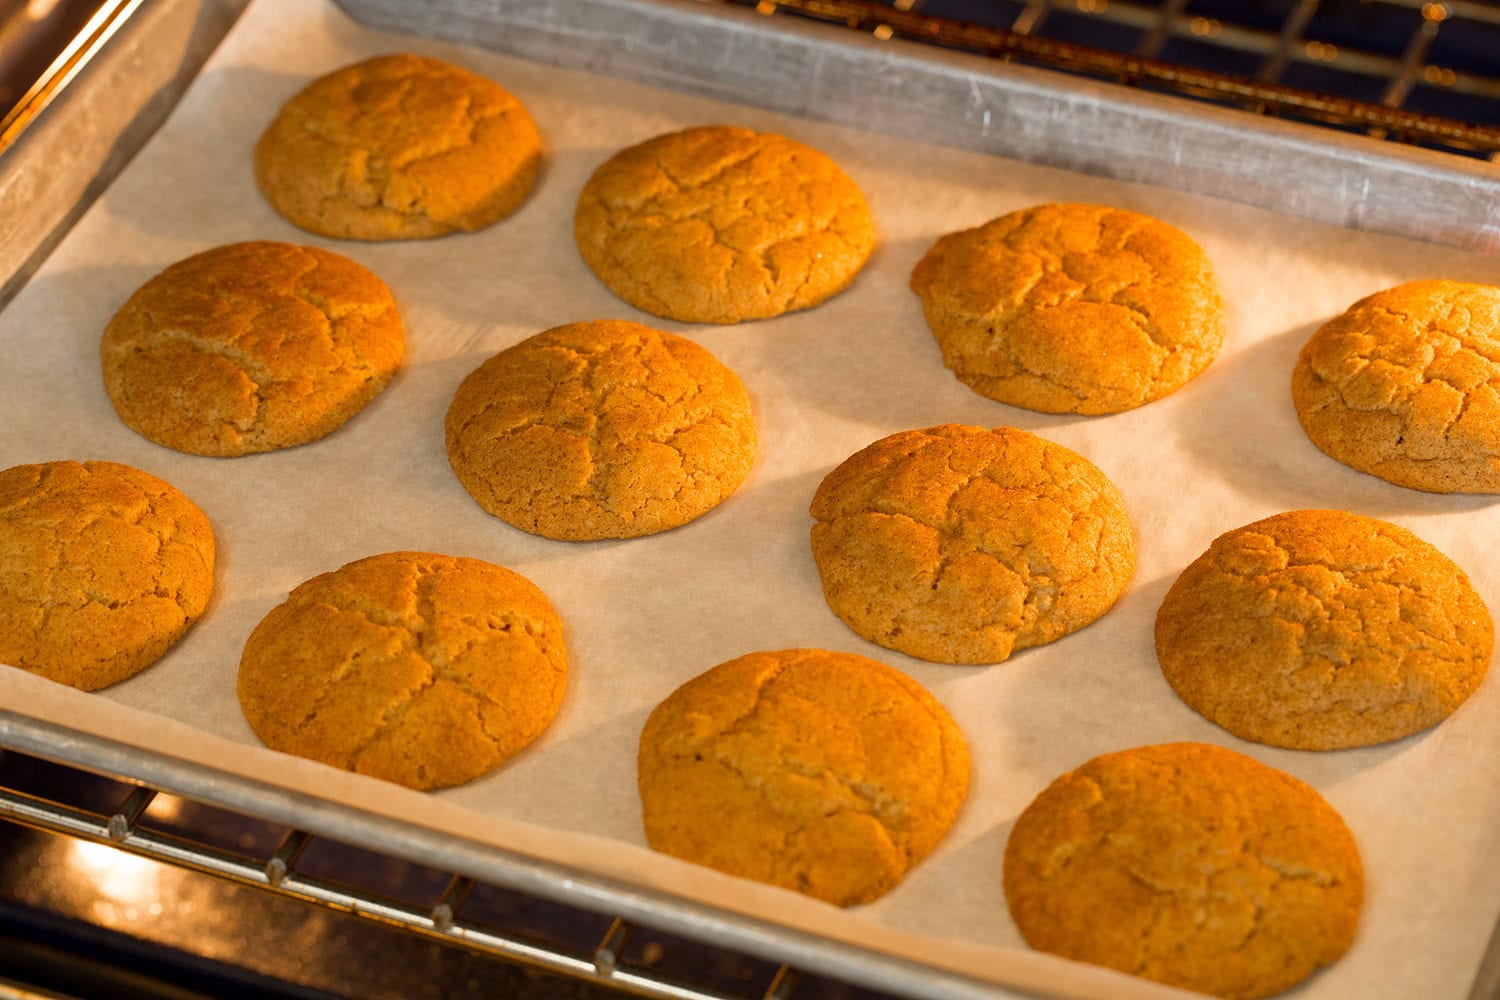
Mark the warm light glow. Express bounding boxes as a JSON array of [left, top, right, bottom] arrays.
[[25, 0, 61, 20], [1305, 40, 1338, 62], [67, 840, 162, 903], [873, 23, 894, 39], [754, 0, 776, 14], [893, 0, 917, 9], [1076, 0, 1108, 12], [146, 793, 185, 823], [1421, 2, 1449, 20], [1423, 65, 1457, 86], [1190, 16, 1221, 36]]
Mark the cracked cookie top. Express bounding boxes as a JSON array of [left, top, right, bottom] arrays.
[[254, 54, 543, 240], [1292, 280, 1500, 493], [637, 647, 970, 907], [101, 241, 405, 457], [445, 319, 756, 540], [237, 551, 567, 791], [809, 424, 1135, 664], [573, 125, 876, 324], [1003, 742, 1363, 1000], [1156, 509, 1492, 750], [910, 202, 1225, 414], [0, 460, 216, 690]]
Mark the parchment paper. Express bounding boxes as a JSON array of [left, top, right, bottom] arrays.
[[3, 0, 1500, 996]]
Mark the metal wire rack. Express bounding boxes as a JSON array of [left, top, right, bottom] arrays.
[[716, 0, 1500, 158], [0, 749, 846, 1000]]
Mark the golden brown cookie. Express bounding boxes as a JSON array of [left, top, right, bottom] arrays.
[[445, 319, 756, 541], [1004, 742, 1363, 1000], [237, 551, 567, 791], [101, 241, 405, 457], [0, 460, 215, 690], [1156, 509, 1492, 750], [573, 125, 876, 324], [255, 53, 542, 240], [910, 202, 1225, 414], [809, 424, 1135, 664], [637, 647, 969, 906], [1292, 280, 1500, 493]]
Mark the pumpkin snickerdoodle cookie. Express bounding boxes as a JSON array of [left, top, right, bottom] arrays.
[[101, 241, 404, 457], [445, 319, 756, 541], [1004, 742, 1363, 1000], [255, 53, 543, 240], [809, 424, 1135, 664], [0, 460, 216, 690], [1292, 280, 1500, 493], [910, 202, 1225, 414], [574, 125, 876, 324], [637, 647, 969, 906], [237, 551, 567, 791], [1156, 509, 1492, 750]]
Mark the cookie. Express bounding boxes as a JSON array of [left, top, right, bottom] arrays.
[[1004, 742, 1363, 1000], [0, 461, 215, 691], [573, 125, 876, 324], [237, 551, 566, 791], [910, 202, 1225, 414], [809, 424, 1135, 664], [1291, 280, 1500, 493], [445, 319, 756, 541], [637, 647, 969, 906], [255, 53, 542, 240], [101, 241, 405, 457], [1156, 509, 1492, 750]]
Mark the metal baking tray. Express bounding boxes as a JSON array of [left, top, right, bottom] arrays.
[[2, 2, 1499, 999]]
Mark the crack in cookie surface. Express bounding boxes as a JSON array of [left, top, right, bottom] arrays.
[[810, 424, 1135, 664], [1155, 508, 1491, 750], [574, 126, 875, 324], [237, 552, 566, 791], [637, 648, 969, 907], [910, 203, 1225, 414], [1293, 280, 1500, 492], [445, 319, 756, 540], [0, 461, 215, 690], [101, 242, 404, 457]]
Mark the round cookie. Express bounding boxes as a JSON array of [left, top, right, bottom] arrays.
[[1156, 509, 1492, 750], [255, 53, 542, 240], [0, 460, 216, 691], [237, 551, 567, 791], [445, 319, 756, 541], [101, 241, 405, 457], [909, 202, 1225, 414], [573, 125, 876, 324], [809, 424, 1135, 664], [637, 647, 969, 907], [1004, 742, 1363, 1000], [1291, 280, 1500, 493]]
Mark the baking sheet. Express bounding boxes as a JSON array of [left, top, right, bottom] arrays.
[[2, 0, 1500, 997]]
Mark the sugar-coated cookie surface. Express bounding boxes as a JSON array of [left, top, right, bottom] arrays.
[[1292, 280, 1500, 493], [255, 54, 542, 240], [574, 125, 876, 323], [237, 552, 566, 791], [637, 648, 969, 907], [1156, 509, 1492, 750], [0, 461, 215, 691], [445, 319, 755, 540], [809, 424, 1135, 664], [910, 202, 1225, 414], [101, 241, 404, 457], [1004, 742, 1363, 1000]]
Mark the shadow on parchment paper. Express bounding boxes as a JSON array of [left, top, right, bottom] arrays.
[[1175, 320, 1500, 520]]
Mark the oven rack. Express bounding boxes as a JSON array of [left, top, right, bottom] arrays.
[[722, 0, 1500, 159], [0, 748, 845, 1000]]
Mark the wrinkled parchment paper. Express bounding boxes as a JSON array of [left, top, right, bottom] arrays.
[[3, 1, 1499, 996]]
